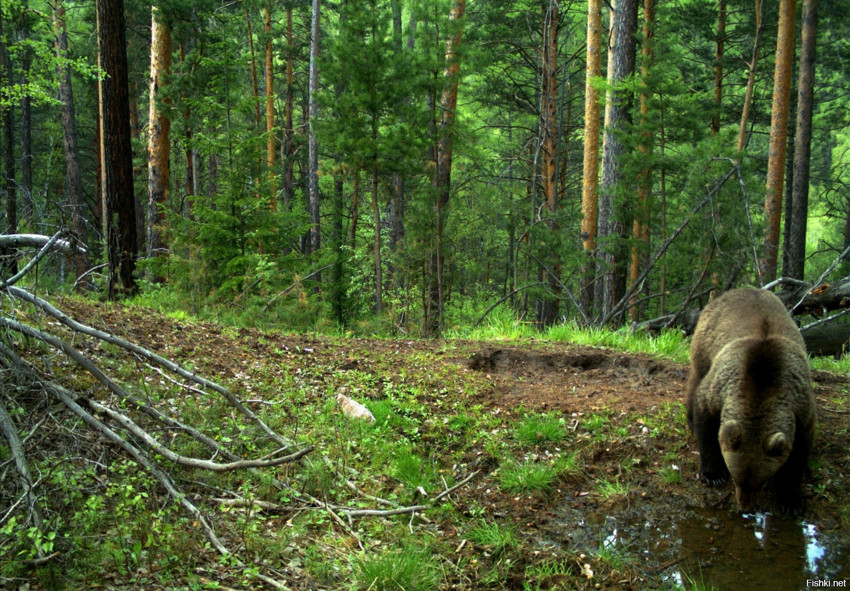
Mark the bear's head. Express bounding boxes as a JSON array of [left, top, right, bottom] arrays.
[[718, 418, 794, 511]]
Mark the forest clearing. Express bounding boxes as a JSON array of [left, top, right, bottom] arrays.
[[1, 295, 848, 590], [2, 0, 850, 587]]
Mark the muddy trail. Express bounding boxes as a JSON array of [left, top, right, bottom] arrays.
[[44, 301, 850, 589]]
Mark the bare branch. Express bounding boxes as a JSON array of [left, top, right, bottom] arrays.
[[6, 286, 292, 448], [86, 398, 312, 471], [0, 232, 86, 254]]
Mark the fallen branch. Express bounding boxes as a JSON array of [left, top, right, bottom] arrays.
[[86, 399, 313, 471], [0, 343, 291, 590], [7, 286, 293, 449], [0, 233, 86, 255]]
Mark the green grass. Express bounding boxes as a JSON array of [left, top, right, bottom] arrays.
[[351, 545, 442, 591], [499, 459, 559, 495], [515, 413, 568, 446], [595, 476, 630, 498], [593, 537, 632, 571], [467, 521, 520, 555]]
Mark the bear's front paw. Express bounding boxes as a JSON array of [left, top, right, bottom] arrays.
[[776, 489, 805, 517], [699, 467, 729, 488]]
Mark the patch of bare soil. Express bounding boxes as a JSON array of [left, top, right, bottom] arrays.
[[55, 299, 850, 589], [467, 346, 685, 413]]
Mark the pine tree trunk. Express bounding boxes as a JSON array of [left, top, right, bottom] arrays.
[[762, 0, 797, 283], [597, 0, 638, 322], [0, 9, 17, 278], [53, 0, 90, 288], [711, 0, 726, 134], [245, 5, 261, 127], [20, 8, 33, 227], [426, 0, 465, 337], [264, 0, 276, 207], [538, 0, 560, 327], [349, 171, 360, 248], [372, 167, 382, 314], [737, 0, 764, 152], [629, 0, 656, 323], [785, 0, 818, 280], [282, 7, 294, 211], [98, 0, 138, 298], [146, 5, 172, 274], [307, 0, 321, 255], [580, 0, 602, 317]]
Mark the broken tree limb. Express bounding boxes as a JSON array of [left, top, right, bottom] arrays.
[[0, 395, 45, 534], [0, 231, 70, 290], [7, 286, 293, 449], [86, 399, 312, 471], [0, 232, 86, 254], [0, 343, 292, 590]]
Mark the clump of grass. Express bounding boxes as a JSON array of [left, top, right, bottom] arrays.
[[351, 545, 442, 591], [299, 457, 338, 498], [660, 465, 683, 485], [467, 521, 519, 556], [582, 412, 609, 434], [593, 537, 632, 571], [499, 460, 558, 495], [595, 476, 630, 499], [680, 567, 721, 591], [515, 413, 567, 445], [393, 449, 434, 491]]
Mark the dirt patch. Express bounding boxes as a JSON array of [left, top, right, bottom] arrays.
[[467, 346, 687, 414]]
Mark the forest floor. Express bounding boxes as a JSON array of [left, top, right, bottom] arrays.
[[5, 298, 850, 590]]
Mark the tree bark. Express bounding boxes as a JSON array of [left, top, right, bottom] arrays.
[[264, 0, 276, 207], [538, 0, 560, 327], [0, 11, 16, 278], [580, 0, 603, 316], [307, 0, 321, 255], [371, 167, 382, 314], [53, 1, 90, 287], [597, 0, 638, 322], [711, 0, 726, 134], [20, 7, 33, 227], [245, 4, 262, 127], [737, 0, 764, 152], [426, 0, 466, 337], [629, 0, 656, 323], [146, 5, 172, 274], [784, 0, 818, 281], [761, 0, 797, 283], [282, 6, 295, 212], [98, 0, 138, 298]]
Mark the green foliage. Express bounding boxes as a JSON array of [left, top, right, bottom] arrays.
[[515, 413, 568, 446], [350, 544, 442, 591], [467, 521, 520, 556], [498, 459, 558, 495]]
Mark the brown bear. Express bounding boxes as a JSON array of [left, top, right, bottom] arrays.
[[685, 287, 815, 515]]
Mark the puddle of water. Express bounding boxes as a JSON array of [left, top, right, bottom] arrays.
[[550, 501, 849, 590]]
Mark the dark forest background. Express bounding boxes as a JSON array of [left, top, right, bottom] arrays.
[[1, 0, 849, 336]]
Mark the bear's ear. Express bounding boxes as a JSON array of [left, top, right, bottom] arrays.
[[764, 432, 790, 457], [719, 421, 742, 452]]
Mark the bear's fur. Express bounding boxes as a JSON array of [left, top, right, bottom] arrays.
[[685, 287, 815, 515]]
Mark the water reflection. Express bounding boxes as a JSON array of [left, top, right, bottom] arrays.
[[552, 503, 849, 590]]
